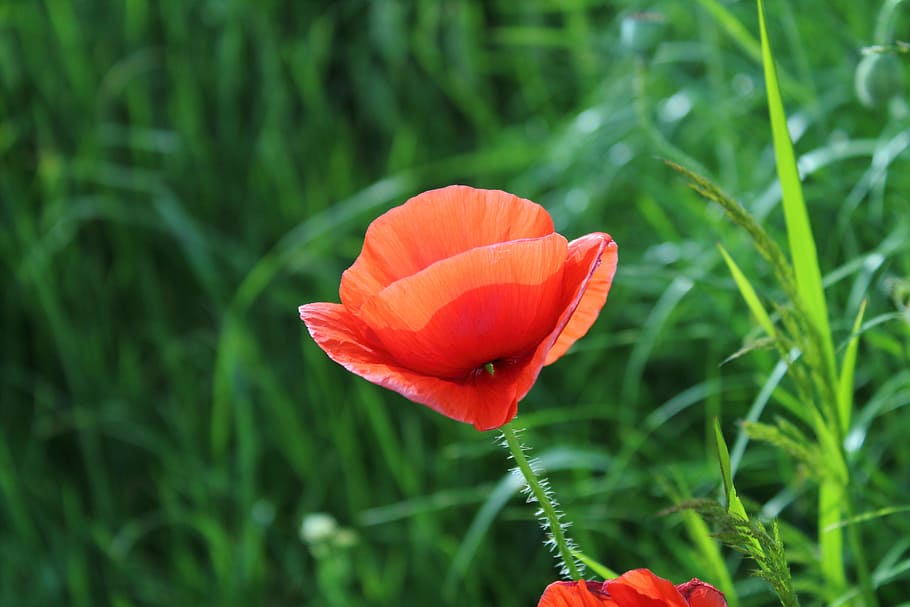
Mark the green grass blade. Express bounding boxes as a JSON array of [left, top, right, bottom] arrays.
[[443, 471, 523, 597], [696, 0, 762, 63], [444, 447, 611, 595], [819, 482, 848, 591], [837, 299, 867, 432], [0, 432, 39, 546], [757, 3, 849, 593], [696, 0, 812, 104], [571, 550, 619, 580], [665, 474, 739, 607], [825, 504, 910, 531], [681, 510, 739, 607], [718, 244, 777, 338], [714, 420, 764, 559], [713, 418, 747, 520], [756, 0, 835, 378]]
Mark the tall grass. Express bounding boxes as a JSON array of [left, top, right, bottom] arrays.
[[1, 1, 908, 605]]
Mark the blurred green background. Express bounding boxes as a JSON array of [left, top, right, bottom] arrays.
[[2, 0, 909, 605]]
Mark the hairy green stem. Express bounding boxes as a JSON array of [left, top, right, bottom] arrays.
[[500, 421, 581, 580]]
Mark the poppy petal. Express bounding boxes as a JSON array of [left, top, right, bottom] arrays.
[[340, 185, 555, 314], [605, 569, 689, 607], [545, 233, 618, 365], [299, 302, 400, 376], [416, 349, 534, 429], [357, 234, 568, 379], [538, 580, 618, 607], [675, 579, 727, 607], [300, 302, 540, 429]]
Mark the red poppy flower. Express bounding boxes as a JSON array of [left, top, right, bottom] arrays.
[[538, 569, 727, 607], [538, 580, 617, 607], [299, 185, 617, 430]]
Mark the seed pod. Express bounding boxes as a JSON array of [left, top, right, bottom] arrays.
[[620, 12, 665, 56], [855, 52, 906, 108]]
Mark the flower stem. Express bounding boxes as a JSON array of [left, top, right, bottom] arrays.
[[500, 421, 582, 580]]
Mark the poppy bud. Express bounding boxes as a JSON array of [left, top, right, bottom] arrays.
[[620, 11, 666, 56], [855, 52, 906, 108]]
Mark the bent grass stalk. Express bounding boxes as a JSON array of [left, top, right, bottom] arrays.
[[499, 421, 582, 580]]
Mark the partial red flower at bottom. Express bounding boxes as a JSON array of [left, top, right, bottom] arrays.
[[538, 580, 617, 607], [538, 569, 727, 607], [299, 185, 618, 430]]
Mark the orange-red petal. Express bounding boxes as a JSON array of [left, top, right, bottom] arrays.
[[605, 569, 689, 607], [545, 233, 618, 365], [340, 186, 555, 314], [675, 579, 727, 607], [357, 234, 568, 378], [538, 580, 617, 607], [300, 302, 543, 429]]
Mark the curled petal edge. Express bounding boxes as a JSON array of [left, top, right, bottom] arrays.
[[545, 233, 617, 365], [300, 302, 526, 429]]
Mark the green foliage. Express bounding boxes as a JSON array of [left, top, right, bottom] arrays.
[[691, 499, 799, 607], [743, 420, 829, 482], [571, 549, 620, 581], [717, 244, 777, 339], [670, 2, 909, 604], [757, 0, 836, 383], [673, 423, 798, 606]]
